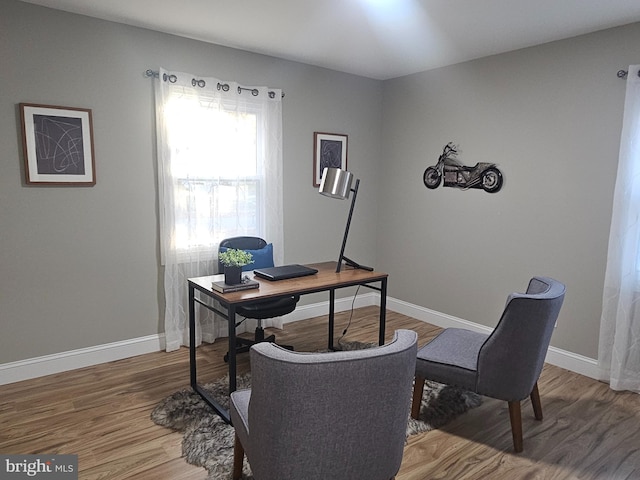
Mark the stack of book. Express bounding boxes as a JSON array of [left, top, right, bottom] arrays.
[[212, 278, 259, 293]]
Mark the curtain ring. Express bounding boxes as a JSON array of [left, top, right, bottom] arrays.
[[217, 82, 230, 92], [192, 78, 206, 88], [163, 73, 177, 83]]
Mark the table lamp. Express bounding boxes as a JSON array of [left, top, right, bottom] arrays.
[[319, 167, 373, 273]]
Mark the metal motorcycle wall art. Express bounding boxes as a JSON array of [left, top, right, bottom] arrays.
[[423, 143, 503, 193]]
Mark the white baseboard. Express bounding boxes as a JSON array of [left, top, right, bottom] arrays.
[[387, 297, 600, 380], [0, 335, 165, 385], [0, 292, 599, 385], [0, 294, 377, 386]]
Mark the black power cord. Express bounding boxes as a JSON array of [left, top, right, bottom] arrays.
[[338, 285, 362, 342]]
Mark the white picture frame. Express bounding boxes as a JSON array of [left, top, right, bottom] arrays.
[[20, 103, 96, 186]]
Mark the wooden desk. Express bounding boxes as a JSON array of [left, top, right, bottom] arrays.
[[188, 261, 388, 423]]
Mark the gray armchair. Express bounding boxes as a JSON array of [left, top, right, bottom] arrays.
[[230, 329, 418, 480], [411, 276, 565, 453]]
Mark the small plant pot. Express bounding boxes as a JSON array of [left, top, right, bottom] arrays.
[[224, 265, 243, 285]]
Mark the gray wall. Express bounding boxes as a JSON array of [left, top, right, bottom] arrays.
[[0, 0, 381, 363], [1, 0, 637, 365], [379, 23, 640, 359]]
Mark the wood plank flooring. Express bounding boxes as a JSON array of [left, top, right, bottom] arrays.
[[1, 307, 639, 479]]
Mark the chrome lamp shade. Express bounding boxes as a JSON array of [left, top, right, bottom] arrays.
[[318, 167, 372, 273], [319, 167, 353, 199]]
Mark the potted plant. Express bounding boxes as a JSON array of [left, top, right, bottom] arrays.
[[218, 248, 254, 285]]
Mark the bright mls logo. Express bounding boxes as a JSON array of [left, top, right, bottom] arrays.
[[1, 455, 77, 479]]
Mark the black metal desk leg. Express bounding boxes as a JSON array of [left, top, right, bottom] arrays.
[[379, 277, 387, 346], [189, 286, 232, 424], [228, 305, 237, 394], [189, 284, 197, 388], [328, 288, 336, 350]]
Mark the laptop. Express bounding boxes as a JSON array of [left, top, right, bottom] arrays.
[[253, 264, 319, 281]]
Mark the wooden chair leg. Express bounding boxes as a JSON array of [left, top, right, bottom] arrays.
[[233, 433, 245, 480], [530, 382, 543, 421], [411, 376, 425, 419], [508, 400, 524, 453]]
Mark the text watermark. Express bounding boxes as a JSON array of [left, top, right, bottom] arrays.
[[1, 455, 78, 479]]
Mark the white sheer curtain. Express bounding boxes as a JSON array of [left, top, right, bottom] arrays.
[[155, 68, 284, 352], [599, 65, 640, 393]]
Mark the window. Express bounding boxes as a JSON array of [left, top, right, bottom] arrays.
[[164, 93, 265, 255], [156, 69, 283, 351]]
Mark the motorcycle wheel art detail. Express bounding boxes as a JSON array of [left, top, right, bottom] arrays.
[[423, 166, 441, 189], [423, 142, 504, 193], [481, 167, 503, 193]]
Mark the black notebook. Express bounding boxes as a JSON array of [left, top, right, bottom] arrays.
[[253, 264, 318, 281], [212, 278, 259, 293]]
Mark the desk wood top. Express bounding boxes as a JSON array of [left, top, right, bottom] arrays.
[[188, 261, 387, 304]]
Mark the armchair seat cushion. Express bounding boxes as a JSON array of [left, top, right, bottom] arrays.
[[415, 328, 488, 391], [230, 389, 251, 456]]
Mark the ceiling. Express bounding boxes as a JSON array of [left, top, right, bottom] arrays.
[[18, 0, 640, 80]]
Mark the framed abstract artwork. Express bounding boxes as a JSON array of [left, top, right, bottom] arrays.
[[20, 103, 96, 186], [313, 132, 348, 187]]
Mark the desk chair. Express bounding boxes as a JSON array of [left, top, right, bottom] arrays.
[[218, 236, 297, 362], [230, 329, 418, 480], [411, 276, 565, 453]]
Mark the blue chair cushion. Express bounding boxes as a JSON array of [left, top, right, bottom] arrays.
[[220, 243, 274, 271]]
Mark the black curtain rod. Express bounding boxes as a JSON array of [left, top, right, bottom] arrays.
[[144, 69, 284, 98]]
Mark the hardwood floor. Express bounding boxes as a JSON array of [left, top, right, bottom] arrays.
[[1, 307, 639, 479]]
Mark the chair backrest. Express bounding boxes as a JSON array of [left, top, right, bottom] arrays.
[[218, 236, 272, 273], [476, 276, 566, 401], [247, 329, 418, 480]]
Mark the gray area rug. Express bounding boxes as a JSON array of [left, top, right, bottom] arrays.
[[151, 367, 482, 479]]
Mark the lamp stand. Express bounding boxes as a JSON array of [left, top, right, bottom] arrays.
[[336, 178, 373, 273]]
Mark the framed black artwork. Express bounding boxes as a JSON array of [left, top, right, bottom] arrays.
[[313, 132, 348, 187], [20, 103, 96, 186]]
